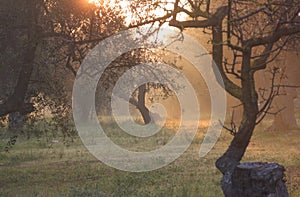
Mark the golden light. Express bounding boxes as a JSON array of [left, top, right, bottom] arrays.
[[87, 0, 186, 26], [87, 0, 101, 7], [87, 0, 132, 10]]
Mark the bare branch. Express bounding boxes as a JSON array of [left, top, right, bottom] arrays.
[[169, 6, 228, 28], [246, 25, 300, 47]]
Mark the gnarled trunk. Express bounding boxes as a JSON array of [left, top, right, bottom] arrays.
[[215, 47, 289, 196], [216, 107, 258, 196]]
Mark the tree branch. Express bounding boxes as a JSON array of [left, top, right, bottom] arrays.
[[246, 25, 300, 47], [169, 6, 228, 28]]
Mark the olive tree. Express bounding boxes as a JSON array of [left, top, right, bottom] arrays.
[[124, 0, 300, 195], [0, 0, 173, 128], [0, 0, 128, 117]]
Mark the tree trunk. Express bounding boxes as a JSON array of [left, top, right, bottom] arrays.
[[137, 84, 151, 124], [0, 41, 37, 116], [229, 162, 288, 197], [213, 30, 258, 175], [216, 111, 258, 196], [211, 26, 258, 184], [0, 0, 38, 117], [215, 47, 289, 196]]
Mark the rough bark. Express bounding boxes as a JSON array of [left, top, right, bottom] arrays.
[[227, 162, 288, 197], [215, 47, 290, 196], [216, 48, 261, 196]]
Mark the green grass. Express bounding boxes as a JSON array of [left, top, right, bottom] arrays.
[[0, 123, 300, 197]]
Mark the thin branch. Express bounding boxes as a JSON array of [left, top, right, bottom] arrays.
[[219, 117, 237, 136]]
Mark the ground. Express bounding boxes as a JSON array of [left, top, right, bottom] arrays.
[[0, 122, 300, 197]]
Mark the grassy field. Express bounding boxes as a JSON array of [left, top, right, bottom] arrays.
[[0, 122, 300, 197]]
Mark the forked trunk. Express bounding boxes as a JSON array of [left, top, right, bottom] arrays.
[[215, 49, 288, 196]]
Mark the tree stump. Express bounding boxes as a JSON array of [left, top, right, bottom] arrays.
[[225, 162, 288, 197]]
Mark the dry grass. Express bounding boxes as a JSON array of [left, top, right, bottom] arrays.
[[0, 122, 299, 196]]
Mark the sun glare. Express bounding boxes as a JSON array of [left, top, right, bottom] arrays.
[[87, 0, 186, 26]]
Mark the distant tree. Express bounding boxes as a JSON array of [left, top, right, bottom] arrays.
[[266, 35, 300, 131]]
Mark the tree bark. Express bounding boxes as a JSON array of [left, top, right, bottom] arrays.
[[0, 0, 38, 117], [214, 46, 290, 196], [230, 162, 288, 197], [137, 84, 151, 124], [215, 47, 262, 195]]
